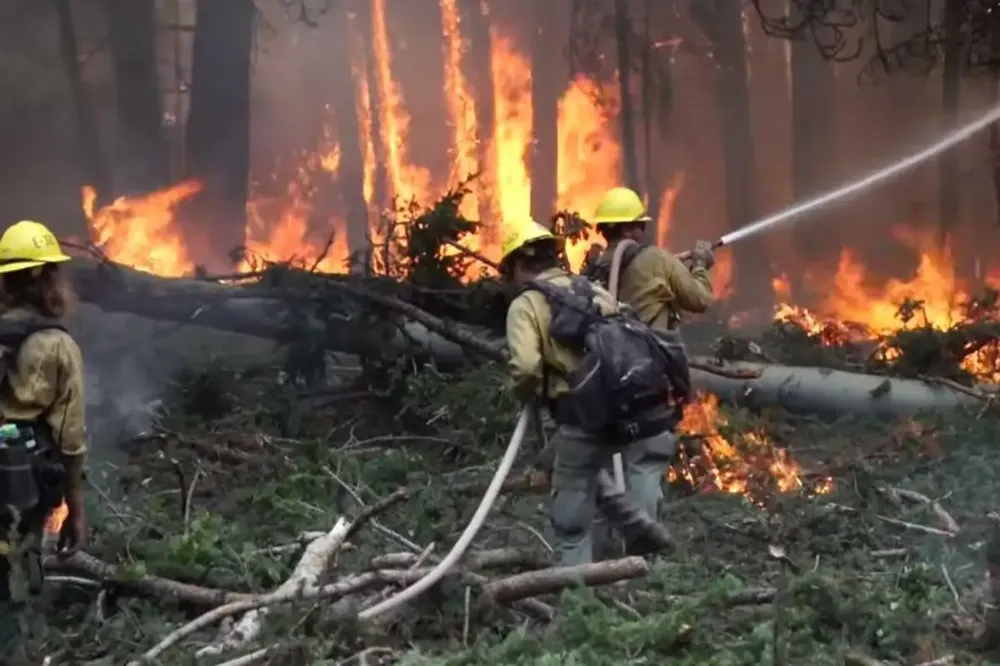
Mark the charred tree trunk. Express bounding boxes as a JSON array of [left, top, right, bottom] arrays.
[[106, 0, 170, 194], [530, 0, 561, 222], [183, 0, 254, 268], [614, 0, 639, 192], [694, 1, 764, 303], [790, 4, 834, 268], [642, 0, 673, 242], [330, 2, 369, 270], [461, 0, 496, 238], [939, 0, 964, 244], [53, 0, 112, 204]]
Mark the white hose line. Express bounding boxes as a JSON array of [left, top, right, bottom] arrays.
[[358, 407, 532, 620]]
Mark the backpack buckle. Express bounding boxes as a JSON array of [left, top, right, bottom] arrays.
[[624, 421, 640, 438]]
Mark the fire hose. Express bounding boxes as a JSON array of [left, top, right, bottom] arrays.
[[357, 408, 531, 620]]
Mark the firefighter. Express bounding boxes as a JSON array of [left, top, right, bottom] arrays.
[[0, 220, 87, 664], [586, 186, 715, 528], [501, 219, 674, 566]]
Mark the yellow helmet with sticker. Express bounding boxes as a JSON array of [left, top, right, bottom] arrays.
[[0, 220, 71, 274]]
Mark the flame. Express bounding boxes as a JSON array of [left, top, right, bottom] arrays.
[[440, 0, 480, 220], [370, 0, 432, 209], [670, 392, 833, 500], [44, 501, 68, 535], [238, 115, 348, 273], [74, 11, 676, 285], [773, 227, 1000, 379], [82, 182, 201, 276], [489, 32, 532, 226]]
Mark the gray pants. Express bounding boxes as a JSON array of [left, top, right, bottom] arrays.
[[548, 425, 677, 566]]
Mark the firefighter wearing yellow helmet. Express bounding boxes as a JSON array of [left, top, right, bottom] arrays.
[[583, 187, 715, 532], [589, 186, 715, 329], [501, 219, 673, 566], [0, 220, 87, 663]]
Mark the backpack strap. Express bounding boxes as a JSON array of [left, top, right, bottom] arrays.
[[0, 316, 66, 359], [607, 240, 650, 300]]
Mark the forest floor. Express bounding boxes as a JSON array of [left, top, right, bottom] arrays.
[[15, 352, 1000, 666]]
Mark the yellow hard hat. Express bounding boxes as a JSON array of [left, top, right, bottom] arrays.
[[592, 187, 650, 225], [500, 220, 556, 263], [0, 220, 71, 275]]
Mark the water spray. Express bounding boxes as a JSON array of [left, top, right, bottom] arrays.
[[680, 103, 1000, 257]]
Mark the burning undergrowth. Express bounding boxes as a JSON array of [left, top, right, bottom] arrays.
[[15, 347, 1000, 665]]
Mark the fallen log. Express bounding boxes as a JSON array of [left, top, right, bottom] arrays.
[[67, 259, 989, 417], [66, 258, 479, 366], [690, 360, 984, 418]]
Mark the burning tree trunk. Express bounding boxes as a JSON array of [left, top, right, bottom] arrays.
[[358, 0, 388, 217], [183, 0, 254, 268], [106, 0, 170, 195], [790, 4, 834, 269], [460, 0, 496, 236], [939, 0, 964, 244], [613, 0, 639, 192], [530, 0, 561, 222], [693, 1, 766, 303], [53, 0, 113, 204], [330, 1, 369, 269]]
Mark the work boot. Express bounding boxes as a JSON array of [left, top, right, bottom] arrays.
[[623, 521, 673, 557]]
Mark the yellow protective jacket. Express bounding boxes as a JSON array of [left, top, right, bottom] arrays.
[[593, 241, 713, 332], [505, 267, 617, 402], [0, 307, 87, 457]]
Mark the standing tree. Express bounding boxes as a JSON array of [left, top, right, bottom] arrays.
[[459, 0, 496, 235], [694, 0, 766, 302], [939, 0, 965, 242], [613, 0, 640, 192], [106, 0, 170, 195], [531, 0, 562, 222], [53, 0, 112, 203], [183, 0, 255, 266], [789, 2, 836, 267], [328, 0, 370, 269]]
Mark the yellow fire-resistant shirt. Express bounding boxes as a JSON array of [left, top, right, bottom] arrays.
[[505, 268, 617, 401], [595, 241, 713, 332], [0, 307, 87, 456]]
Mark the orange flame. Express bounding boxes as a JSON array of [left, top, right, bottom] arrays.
[[82, 182, 201, 277], [44, 501, 68, 535], [773, 227, 1000, 379], [671, 392, 833, 499]]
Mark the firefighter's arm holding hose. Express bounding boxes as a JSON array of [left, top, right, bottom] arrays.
[[659, 240, 715, 314], [6, 330, 87, 554]]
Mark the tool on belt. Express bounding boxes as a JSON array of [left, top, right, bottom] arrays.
[[0, 422, 65, 529]]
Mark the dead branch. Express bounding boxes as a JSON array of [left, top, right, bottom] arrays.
[[484, 557, 649, 603], [44, 551, 252, 606]]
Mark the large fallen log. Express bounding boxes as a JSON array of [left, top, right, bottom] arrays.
[[690, 360, 984, 417], [66, 258, 478, 365], [66, 259, 988, 417]]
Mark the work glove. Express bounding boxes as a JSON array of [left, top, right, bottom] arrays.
[[689, 240, 716, 270]]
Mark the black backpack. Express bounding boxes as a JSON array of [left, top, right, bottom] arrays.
[[523, 276, 691, 439], [0, 315, 67, 527]]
